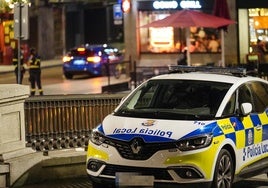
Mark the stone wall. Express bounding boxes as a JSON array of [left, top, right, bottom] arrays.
[[0, 84, 33, 187]]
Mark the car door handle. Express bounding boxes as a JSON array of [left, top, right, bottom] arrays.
[[255, 124, 262, 131]]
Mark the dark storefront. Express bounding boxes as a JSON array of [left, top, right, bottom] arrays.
[[65, 3, 124, 51]]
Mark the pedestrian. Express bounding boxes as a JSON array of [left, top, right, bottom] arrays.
[[256, 39, 266, 63], [177, 47, 187, 65], [12, 47, 25, 84], [208, 34, 220, 52], [27, 48, 43, 96]]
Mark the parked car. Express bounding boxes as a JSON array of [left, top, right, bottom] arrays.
[[86, 66, 268, 188], [62, 44, 123, 79]]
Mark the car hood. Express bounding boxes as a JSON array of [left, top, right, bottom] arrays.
[[96, 114, 218, 143]]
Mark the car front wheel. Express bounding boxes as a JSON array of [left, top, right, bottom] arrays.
[[212, 149, 234, 188]]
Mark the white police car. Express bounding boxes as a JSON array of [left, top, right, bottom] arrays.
[[86, 66, 268, 188]]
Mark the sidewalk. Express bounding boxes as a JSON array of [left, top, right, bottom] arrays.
[[0, 58, 62, 73]]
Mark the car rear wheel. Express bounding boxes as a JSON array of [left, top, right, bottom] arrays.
[[64, 73, 73, 79], [211, 149, 234, 188]]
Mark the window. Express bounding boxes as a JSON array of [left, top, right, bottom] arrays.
[[248, 8, 268, 53], [248, 81, 268, 113], [238, 84, 253, 108], [139, 10, 221, 54], [222, 92, 236, 116], [115, 79, 231, 120], [237, 81, 268, 113]]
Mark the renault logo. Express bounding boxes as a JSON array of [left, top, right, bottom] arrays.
[[130, 138, 143, 154]]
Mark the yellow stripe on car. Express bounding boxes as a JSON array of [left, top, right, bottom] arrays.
[[164, 135, 225, 179], [87, 145, 109, 161], [235, 130, 246, 149], [217, 118, 235, 134], [242, 116, 254, 129], [259, 112, 268, 125]]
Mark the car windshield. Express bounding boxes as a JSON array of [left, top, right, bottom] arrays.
[[114, 79, 232, 120]]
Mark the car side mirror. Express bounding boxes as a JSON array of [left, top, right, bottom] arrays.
[[240, 103, 252, 116]]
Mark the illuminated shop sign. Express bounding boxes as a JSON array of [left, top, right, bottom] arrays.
[[153, 0, 201, 10], [153, 1, 178, 9], [180, 0, 201, 9]]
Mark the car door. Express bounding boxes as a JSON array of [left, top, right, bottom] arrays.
[[246, 81, 268, 145], [221, 81, 268, 174], [237, 81, 268, 172]]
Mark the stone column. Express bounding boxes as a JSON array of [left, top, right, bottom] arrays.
[[0, 84, 33, 187]]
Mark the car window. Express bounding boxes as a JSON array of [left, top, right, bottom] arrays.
[[223, 81, 268, 116], [222, 92, 236, 116], [104, 48, 115, 55], [237, 81, 268, 113], [238, 84, 253, 112], [115, 79, 231, 120], [248, 81, 268, 113]]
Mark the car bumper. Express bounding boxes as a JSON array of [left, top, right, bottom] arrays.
[[89, 175, 212, 188], [63, 63, 103, 75], [86, 141, 218, 186]]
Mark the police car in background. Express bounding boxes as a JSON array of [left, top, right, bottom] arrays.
[[86, 66, 268, 188], [62, 44, 123, 79]]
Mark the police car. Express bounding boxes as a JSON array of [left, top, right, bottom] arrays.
[[86, 66, 268, 188], [62, 44, 123, 79]]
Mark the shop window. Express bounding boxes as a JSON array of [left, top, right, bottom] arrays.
[[248, 8, 268, 53], [139, 10, 221, 54]]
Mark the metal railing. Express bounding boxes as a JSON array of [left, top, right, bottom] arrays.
[[130, 61, 169, 88], [24, 93, 127, 151]]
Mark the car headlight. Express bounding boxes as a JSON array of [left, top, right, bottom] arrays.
[[87, 56, 101, 63], [176, 134, 213, 151], [90, 129, 106, 145], [63, 56, 72, 63]]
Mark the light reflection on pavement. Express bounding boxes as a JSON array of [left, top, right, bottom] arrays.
[[43, 74, 130, 95]]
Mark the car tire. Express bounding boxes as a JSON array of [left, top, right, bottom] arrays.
[[211, 149, 234, 188], [64, 73, 73, 79]]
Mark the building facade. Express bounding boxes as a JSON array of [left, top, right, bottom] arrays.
[[2, 0, 268, 67], [123, 0, 237, 67], [123, 0, 268, 67], [237, 0, 268, 64]]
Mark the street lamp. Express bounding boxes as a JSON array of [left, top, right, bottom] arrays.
[[13, 1, 29, 84]]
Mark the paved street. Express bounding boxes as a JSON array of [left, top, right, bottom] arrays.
[[0, 60, 131, 95], [21, 177, 92, 188], [19, 175, 268, 188]]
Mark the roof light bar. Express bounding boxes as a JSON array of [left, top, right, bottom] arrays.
[[168, 65, 247, 76]]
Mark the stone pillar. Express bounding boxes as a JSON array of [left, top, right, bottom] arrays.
[[0, 84, 33, 187], [38, 7, 55, 59]]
